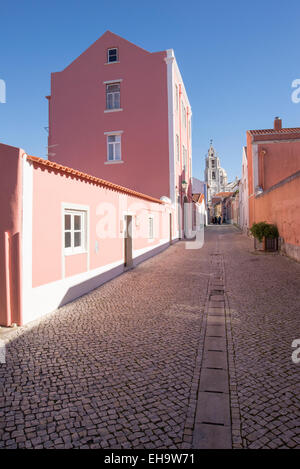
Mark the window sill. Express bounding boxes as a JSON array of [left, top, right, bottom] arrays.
[[104, 108, 123, 113], [104, 160, 124, 165], [64, 249, 88, 257], [104, 61, 120, 65]]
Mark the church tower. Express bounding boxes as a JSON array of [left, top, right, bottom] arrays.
[[205, 141, 228, 202]]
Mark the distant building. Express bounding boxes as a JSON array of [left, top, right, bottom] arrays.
[[192, 177, 208, 205], [205, 142, 228, 202]]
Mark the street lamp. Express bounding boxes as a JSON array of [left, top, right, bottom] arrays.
[[181, 180, 188, 191]]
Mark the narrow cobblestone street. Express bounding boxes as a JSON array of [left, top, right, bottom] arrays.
[[0, 225, 299, 449]]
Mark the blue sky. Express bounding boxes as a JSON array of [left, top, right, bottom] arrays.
[[1, 0, 300, 182]]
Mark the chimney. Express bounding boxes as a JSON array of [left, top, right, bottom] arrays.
[[274, 116, 282, 131]]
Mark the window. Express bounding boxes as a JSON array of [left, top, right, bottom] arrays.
[[212, 171, 216, 180], [176, 134, 180, 162], [149, 216, 154, 240], [106, 83, 120, 109], [211, 160, 215, 168], [107, 134, 121, 161], [182, 103, 186, 128], [107, 48, 118, 63], [64, 210, 86, 254], [183, 146, 187, 172]]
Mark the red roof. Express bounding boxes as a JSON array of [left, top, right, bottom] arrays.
[[248, 127, 300, 141], [214, 191, 234, 198], [26, 155, 164, 205], [192, 193, 205, 204]]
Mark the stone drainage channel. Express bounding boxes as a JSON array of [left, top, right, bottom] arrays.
[[192, 250, 234, 449]]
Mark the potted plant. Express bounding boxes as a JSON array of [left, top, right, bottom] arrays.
[[250, 222, 279, 252]]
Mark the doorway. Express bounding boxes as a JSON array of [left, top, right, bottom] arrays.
[[124, 215, 133, 269]]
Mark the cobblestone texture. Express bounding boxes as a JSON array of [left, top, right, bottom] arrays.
[[0, 239, 212, 449], [219, 226, 300, 449], [1, 226, 299, 449]]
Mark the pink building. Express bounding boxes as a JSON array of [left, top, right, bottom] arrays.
[[0, 143, 175, 326], [47, 31, 192, 238]]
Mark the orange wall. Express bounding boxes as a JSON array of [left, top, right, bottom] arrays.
[[254, 175, 300, 247], [246, 132, 255, 227], [259, 141, 300, 190]]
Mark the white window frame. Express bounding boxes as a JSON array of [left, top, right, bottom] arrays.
[[63, 209, 87, 255], [148, 215, 154, 240], [106, 133, 122, 162], [107, 48, 118, 63], [183, 145, 187, 172], [106, 82, 121, 110], [182, 102, 186, 128], [176, 134, 180, 162]]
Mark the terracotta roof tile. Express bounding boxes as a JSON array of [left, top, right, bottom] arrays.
[[192, 193, 205, 204], [214, 191, 234, 198], [26, 155, 164, 205], [248, 127, 300, 141]]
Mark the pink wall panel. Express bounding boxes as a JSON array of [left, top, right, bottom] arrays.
[[0, 144, 23, 326], [31, 161, 169, 288], [48, 31, 170, 200], [65, 253, 87, 278], [258, 141, 300, 190]]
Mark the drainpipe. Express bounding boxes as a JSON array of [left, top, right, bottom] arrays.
[[187, 106, 190, 201], [259, 148, 267, 190], [179, 84, 183, 238]]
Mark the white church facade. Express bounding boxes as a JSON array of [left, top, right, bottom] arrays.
[[205, 142, 229, 201]]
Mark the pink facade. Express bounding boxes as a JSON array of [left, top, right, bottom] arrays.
[[0, 33, 194, 326], [0, 144, 24, 326], [0, 144, 176, 326], [48, 31, 192, 237]]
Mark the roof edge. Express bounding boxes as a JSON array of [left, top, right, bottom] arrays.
[[26, 155, 164, 205]]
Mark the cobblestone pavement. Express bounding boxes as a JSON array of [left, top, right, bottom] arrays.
[[218, 226, 300, 449], [0, 237, 213, 449], [0, 226, 299, 449]]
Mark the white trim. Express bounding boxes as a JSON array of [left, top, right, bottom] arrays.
[[165, 49, 176, 206], [22, 155, 33, 321], [103, 79, 123, 84], [104, 130, 124, 135], [104, 160, 124, 165], [63, 211, 87, 255], [61, 203, 90, 276], [22, 259, 124, 325], [106, 133, 122, 162], [168, 51, 191, 111], [252, 143, 259, 194], [104, 108, 123, 113], [21, 233, 174, 325], [104, 61, 120, 65], [133, 237, 169, 258], [107, 48, 119, 63], [148, 214, 154, 242]]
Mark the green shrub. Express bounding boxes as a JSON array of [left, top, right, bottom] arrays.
[[250, 222, 279, 242]]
